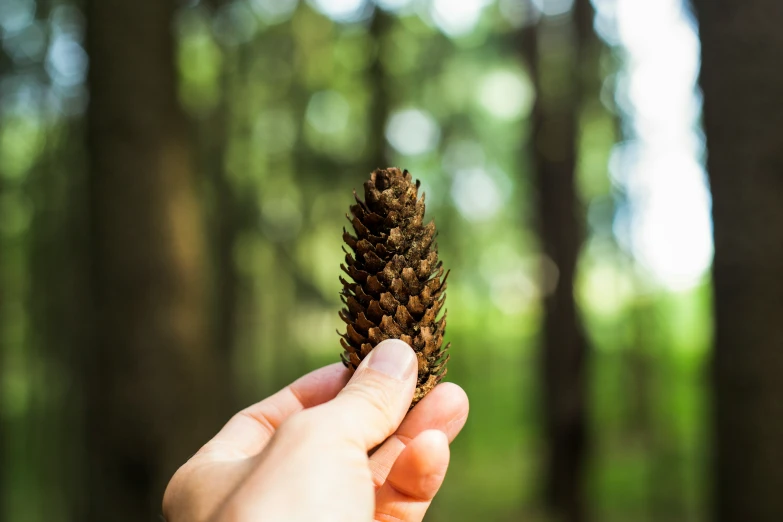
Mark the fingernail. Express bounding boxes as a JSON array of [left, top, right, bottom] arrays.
[[367, 339, 415, 380]]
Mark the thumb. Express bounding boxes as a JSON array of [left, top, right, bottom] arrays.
[[319, 339, 417, 450]]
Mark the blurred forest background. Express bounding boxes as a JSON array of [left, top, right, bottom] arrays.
[[1, 0, 781, 521]]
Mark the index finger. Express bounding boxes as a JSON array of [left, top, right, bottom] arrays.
[[199, 363, 351, 460]]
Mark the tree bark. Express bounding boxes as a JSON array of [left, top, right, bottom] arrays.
[[522, 1, 596, 520], [84, 1, 219, 519], [692, 1, 783, 521]]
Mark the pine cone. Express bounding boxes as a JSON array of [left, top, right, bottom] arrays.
[[339, 168, 450, 406]]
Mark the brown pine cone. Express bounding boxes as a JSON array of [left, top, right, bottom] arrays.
[[339, 167, 450, 406]]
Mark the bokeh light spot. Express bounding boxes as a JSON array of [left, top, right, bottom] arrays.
[[478, 69, 534, 121], [213, 2, 258, 46], [0, 0, 35, 33], [431, 0, 489, 37], [385, 108, 440, 156], [46, 34, 88, 87], [306, 90, 350, 135], [532, 0, 575, 17], [375, 0, 414, 11], [250, 0, 298, 24], [451, 168, 502, 222], [308, 0, 367, 23]]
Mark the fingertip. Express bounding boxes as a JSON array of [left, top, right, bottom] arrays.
[[361, 339, 417, 381], [414, 429, 449, 458], [385, 429, 450, 501], [422, 382, 469, 414]]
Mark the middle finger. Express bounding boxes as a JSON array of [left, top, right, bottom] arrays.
[[368, 382, 469, 489]]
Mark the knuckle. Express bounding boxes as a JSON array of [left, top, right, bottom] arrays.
[[276, 408, 318, 438], [344, 377, 397, 417]]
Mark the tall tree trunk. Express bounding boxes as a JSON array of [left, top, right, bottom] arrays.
[[0, 48, 9, 522], [208, 87, 239, 412], [84, 1, 219, 520], [367, 7, 392, 173], [693, 2, 783, 521], [202, 2, 241, 411], [523, 1, 596, 520], [0, 190, 4, 522], [0, 113, 6, 522]]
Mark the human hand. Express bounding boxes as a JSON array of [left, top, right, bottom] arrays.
[[162, 339, 469, 522]]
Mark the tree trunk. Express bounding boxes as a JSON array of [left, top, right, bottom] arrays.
[[367, 8, 392, 173], [203, 15, 241, 412], [84, 1, 219, 519], [522, 1, 596, 520], [0, 120, 5, 522], [692, 1, 783, 521], [0, 47, 9, 522]]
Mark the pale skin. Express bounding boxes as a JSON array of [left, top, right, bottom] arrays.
[[163, 339, 470, 522]]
